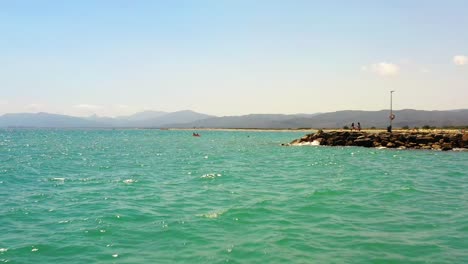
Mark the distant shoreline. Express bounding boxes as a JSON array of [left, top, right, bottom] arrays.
[[166, 128, 316, 132], [1, 127, 464, 134], [167, 128, 465, 134]]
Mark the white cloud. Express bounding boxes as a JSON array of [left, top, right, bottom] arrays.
[[27, 103, 44, 110], [453, 55, 467, 66], [74, 104, 103, 110], [365, 62, 400, 77]]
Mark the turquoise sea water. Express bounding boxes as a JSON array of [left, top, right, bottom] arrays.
[[1, 129, 467, 263]]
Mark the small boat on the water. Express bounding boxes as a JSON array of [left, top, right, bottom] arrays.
[[193, 132, 201, 137]]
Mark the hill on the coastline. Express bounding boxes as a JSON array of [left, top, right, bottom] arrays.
[[287, 109, 468, 129], [1, 109, 467, 128], [169, 109, 468, 129]]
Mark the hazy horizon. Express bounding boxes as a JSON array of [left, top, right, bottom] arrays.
[[3, 108, 468, 119], [1, 1, 467, 117]]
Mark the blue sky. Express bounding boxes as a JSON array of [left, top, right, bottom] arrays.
[[1, 0, 467, 116]]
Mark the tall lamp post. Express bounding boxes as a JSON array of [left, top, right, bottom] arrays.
[[388, 90, 395, 132]]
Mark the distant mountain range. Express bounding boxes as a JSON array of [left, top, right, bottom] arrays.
[[0, 110, 214, 128], [1, 109, 467, 129]]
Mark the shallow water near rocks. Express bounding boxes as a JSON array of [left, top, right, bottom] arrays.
[[1, 129, 467, 263]]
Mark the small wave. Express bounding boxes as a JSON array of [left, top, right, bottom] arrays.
[[197, 210, 226, 219], [200, 173, 222, 179], [291, 140, 321, 146], [123, 179, 137, 184], [0, 248, 7, 253], [79, 178, 93, 182], [453, 148, 468, 152], [51, 178, 65, 182], [227, 246, 234, 253]]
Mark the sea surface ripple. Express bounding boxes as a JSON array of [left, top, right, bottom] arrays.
[[1, 129, 467, 263]]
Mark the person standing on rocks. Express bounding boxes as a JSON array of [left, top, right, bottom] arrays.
[[357, 122, 361, 131], [351, 122, 355, 131]]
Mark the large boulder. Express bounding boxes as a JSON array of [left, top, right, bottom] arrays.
[[416, 136, 435, 144], [463, 133, 468, 148], [394, 140, 405, 147], [407, 135, 417, 143], [441, 143, 453, 151], [334, 140, 346, 146], [354, 138, 374, 147], [432, 144, 442, 150]]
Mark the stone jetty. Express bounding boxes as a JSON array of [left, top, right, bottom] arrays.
[[286, 130, 468, 151]]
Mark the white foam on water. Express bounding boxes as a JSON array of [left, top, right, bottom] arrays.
[[0, 248, 7, 253], [292, 140, 321, 146], [226, 245, 234, 253], [123, 179, 136, 184], [31, 248, 38, 252], [310, 140, 321, 146], [112, 254, 118, 258], [200, 173, 222, 179], [52, 178, 65, 182], [197, 209, 226, 219], [453, 148, 468, 152], [200, 212, 220, 218]]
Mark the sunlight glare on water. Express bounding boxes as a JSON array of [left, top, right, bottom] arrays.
[[0, 129, 467, 263]]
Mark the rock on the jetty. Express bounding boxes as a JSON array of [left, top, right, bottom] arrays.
[[354, 138, 373, 147], [463, 134, 468, 148]]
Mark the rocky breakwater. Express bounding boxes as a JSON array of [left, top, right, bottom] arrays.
[[286, 130, 468, 151]]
